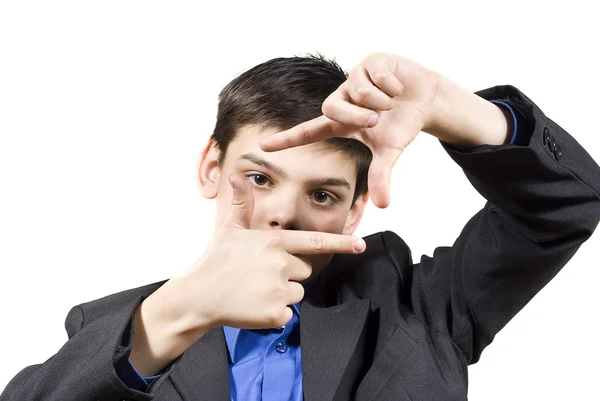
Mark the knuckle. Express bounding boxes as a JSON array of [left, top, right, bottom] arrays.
[[272, 256, 287, 273], [372, 71, 388, 86], [265, 285, 285, 304], [355, 86, 370, 102], [321, 98, 334, 116], [264, 236, 284, 248], [300, 124, 311, 142], [338, 237, 347, 253], [271, 284, 287, 299], [230, 198, 245, 207], [310, 234, 325, 253], [356, 114, 371, 127], [266, 310, 283, 327]]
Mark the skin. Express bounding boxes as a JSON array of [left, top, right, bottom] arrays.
[[129, 53, 513, 377], [201, 125, 370, 280], [261, 53, 513, 207]]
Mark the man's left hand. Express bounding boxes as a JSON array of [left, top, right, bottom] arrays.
[[259, 53, 441, 208]]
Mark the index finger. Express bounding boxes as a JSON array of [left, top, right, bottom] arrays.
[[259, 115, 341, 152], [275, 230, 366, 255]]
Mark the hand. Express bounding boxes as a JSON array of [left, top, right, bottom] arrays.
[[130, 174, 366, 375], [173, 173, 366, 330], [259, 53, 441, 208]]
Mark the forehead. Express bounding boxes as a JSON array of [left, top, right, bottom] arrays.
[[223, 125, 358, 181]]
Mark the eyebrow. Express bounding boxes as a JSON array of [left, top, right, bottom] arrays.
[[240, 153, 351, 190], [241, 153, 288, 178], [305, 177, 351, 190]]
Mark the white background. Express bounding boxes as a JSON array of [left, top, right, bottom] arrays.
[[1, 1, 599, 398]]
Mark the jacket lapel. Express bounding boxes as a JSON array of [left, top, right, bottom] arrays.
[[301, 293, 370, 401], [166, 272, 371, 401], [169, 327, 231, 401]]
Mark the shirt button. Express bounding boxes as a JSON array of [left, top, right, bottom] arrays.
[[275, 342, 288, 353]]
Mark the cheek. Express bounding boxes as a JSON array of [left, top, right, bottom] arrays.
[[307, 210, 348, 234]]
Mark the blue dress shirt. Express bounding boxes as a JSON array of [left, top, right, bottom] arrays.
[[222, 303, 303, 401], [117, 99, 521, 399]]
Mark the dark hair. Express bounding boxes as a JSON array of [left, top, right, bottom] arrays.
[[210, 53, 372, 204]]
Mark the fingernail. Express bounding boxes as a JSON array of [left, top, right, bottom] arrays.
[[353, 238, 366, 252], [368, 114, 378, 127]]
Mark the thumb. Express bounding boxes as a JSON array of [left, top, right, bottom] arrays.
[[225, 173, 254, 229], [368, 149, 401, 208]]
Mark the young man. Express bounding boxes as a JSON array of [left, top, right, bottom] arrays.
[[2, 53, 599, 400]]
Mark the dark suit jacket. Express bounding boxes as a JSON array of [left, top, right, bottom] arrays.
[[3, 85, 600, 401]]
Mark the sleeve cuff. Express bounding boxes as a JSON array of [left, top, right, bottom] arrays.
[[490, 99, 518, 145], [115, 357, 160, 392]]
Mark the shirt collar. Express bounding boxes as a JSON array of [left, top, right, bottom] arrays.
[[222, 301, 301, 364]]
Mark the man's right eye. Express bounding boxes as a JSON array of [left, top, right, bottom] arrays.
[[248, 173, 271, 187]]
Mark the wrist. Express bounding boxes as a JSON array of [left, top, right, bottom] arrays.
[[425, 73, 511, 147], [162, 274, 219, 332], [129, 279, 212, 376]]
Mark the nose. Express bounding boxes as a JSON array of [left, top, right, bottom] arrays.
[[267, 194, 299, 230]]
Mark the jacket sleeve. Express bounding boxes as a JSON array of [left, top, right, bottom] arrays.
[[0, 294, 168, 401], [384, 85, 600, 364]]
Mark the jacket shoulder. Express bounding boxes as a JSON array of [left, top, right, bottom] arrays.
[[335, 230, 412, 270], [326, 231, 413, 296], [64, 279, 167, 339]]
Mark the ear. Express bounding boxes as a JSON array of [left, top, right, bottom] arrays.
[[198, 140, 221, 199], [342, 191, 369, 235]]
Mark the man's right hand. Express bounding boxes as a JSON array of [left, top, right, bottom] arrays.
[[129, 173, 366, 376], [178, 173, 366, 330]]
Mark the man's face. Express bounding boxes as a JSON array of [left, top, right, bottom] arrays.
[[199, 125, 368, 280]]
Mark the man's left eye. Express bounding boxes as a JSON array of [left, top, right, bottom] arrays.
[[312, 191, 334, 205]]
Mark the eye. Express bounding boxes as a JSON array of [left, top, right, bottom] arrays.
[[247, 173, 272, 187], [311, 191, 336, 206]]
